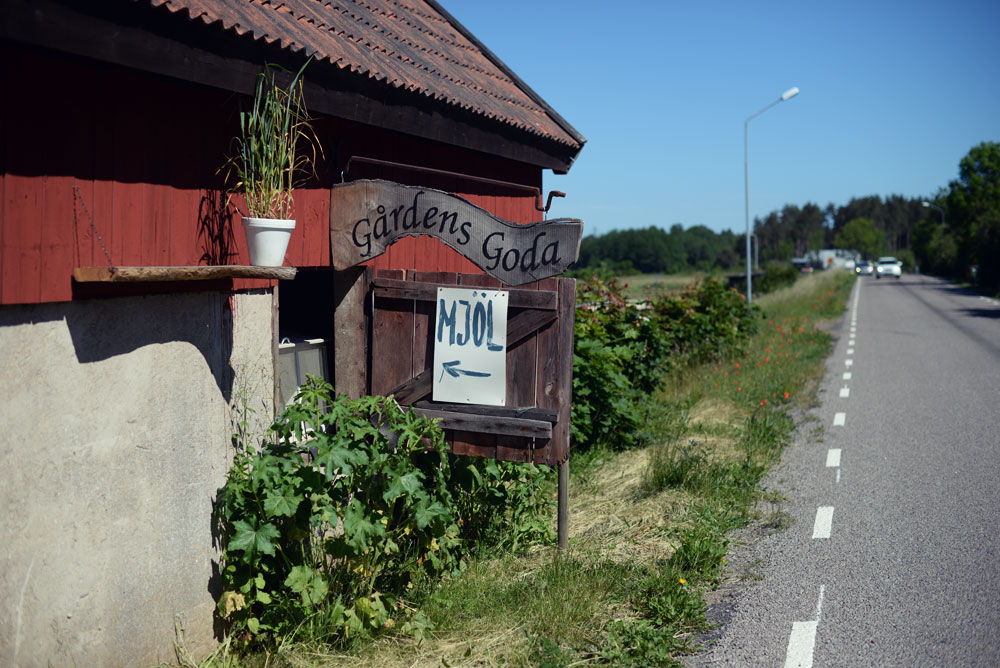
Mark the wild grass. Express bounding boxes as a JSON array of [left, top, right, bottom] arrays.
[[617, 272, 704, 300], [175, 270, 854, 668]]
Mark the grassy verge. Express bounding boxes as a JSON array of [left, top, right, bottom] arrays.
[[178, 271, 853, 668], [617, 272, 705, 300]]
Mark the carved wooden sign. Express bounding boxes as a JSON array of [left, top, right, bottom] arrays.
[[330, 180, 583, 286]]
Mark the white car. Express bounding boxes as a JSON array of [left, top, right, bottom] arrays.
[[875, 257, 902, 279], [855, 260, 874, 276]]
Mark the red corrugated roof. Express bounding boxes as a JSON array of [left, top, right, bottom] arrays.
[[145, 0, 583, 151]]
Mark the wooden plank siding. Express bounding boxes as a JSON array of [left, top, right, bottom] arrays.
[[0, 43, 544, 305]]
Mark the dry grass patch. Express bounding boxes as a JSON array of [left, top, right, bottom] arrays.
[[567, 447, 690, 564], [686, 397, 746, 434], [281, 625, 527, 668]]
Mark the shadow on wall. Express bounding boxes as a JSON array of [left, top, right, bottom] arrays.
[[58, 291, 236, 403], [199, 190, 239, 266]]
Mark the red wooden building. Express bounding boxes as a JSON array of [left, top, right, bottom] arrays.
[[0, 1, 584, 665], [1, 0, 584, 305]]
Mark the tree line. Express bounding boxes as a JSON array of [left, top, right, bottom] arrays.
[[574, 224, 742, 275], [572, 141, 1000, 294]]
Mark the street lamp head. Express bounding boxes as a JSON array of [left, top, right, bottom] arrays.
[[922, 201, 931, 207], [781, 86, 800, 101]]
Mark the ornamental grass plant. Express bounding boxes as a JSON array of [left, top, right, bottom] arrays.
[[223, 60, 319, 220]]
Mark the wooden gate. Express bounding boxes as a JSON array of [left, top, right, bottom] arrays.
[[353, 268, 574, 466]]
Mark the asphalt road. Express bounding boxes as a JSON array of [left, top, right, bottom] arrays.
[[686, 274, 1000, 667]]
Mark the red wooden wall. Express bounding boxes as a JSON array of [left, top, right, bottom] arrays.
[[0, 43, 542, 306]]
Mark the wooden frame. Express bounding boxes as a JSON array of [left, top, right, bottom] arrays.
[[331, 268, 574, 466]]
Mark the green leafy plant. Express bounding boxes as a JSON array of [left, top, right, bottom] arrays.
[[599, 619, 690, 667], [223, 60, 318, 220], [670, 525, 728, 584], [754, 262, 800, 294], [572, 276, 759, 453], [215, 377, 462, 644], [450, 457, 553, 552], [650, 278, 760, 363]]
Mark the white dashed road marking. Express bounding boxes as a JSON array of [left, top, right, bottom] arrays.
[[784, 586, 826, 668], [784, 622, 818, 668], [812, 507, 834, 539], [784, 283, 857, 667]]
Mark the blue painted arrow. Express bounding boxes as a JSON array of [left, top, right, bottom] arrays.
[[440, 360, 492, 380]]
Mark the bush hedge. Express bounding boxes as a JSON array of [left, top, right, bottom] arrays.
[[572, 276, 759, 452]]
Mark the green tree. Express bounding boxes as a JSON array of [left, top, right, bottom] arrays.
[[834, 217, 885, 259], [945, 141, 1000, 291]]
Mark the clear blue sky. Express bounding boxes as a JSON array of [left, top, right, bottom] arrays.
[[445, 0, 1000, 237]]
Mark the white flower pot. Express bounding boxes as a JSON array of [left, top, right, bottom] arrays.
[[242, 217, 295, 267]]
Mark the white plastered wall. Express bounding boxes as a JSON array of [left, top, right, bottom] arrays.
[[0, 289, 274, 667]]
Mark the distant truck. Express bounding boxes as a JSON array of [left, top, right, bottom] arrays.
[[792, 249, 859, 271]]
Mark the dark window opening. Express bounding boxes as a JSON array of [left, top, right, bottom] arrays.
[[277, 269, 335, 409]]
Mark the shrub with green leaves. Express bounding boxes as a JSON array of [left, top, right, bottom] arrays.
[[572, 276, 759, 453], [215, 377, 462, 643], [650, 278, 760, 363], [450, 457, 554, 552], [755, 262, 799, 294], [572, 276, 675, 451]]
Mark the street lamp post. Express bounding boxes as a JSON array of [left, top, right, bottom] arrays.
[[744, 86, 800, 303], [922, 200, 945, 226]]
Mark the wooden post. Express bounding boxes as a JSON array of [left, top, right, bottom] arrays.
[[558, 459, 568, 551], [332, 267, 369, 398]]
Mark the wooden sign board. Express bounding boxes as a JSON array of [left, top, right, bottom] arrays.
[[330, 180, 583, 286], [433, 287, 508, 405]]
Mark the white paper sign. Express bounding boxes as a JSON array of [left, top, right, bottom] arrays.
[[433, 287, 508, 405]]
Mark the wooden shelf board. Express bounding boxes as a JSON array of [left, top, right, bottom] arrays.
[[73, 266, 297, 283]]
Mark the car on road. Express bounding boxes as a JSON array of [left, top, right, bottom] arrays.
[[855, 260, 874, 276], [875, 256, 902, 279]]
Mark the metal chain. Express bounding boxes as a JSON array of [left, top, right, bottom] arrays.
[[72, 185, 114, 269]]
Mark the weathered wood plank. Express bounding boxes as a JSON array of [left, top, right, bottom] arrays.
[[533, 277, 559, 465], [507, 309, 558, 346], [373, 277, 557, 310], [447, 429, 498, 460], [371, 269, 412, 396], [412, 409, 552, 439], [332, 266, 370, 398], [409, 272, 457, 381], [545, 278, 576, 466], [331, 180, 582, 285], [391, 369, 432, 406], [412, 401, 558, 424], [73, 265, 297, 282], [388, 308, 555, 406]]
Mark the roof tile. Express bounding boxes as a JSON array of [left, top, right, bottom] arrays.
[[149, 0, 581, 149]]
